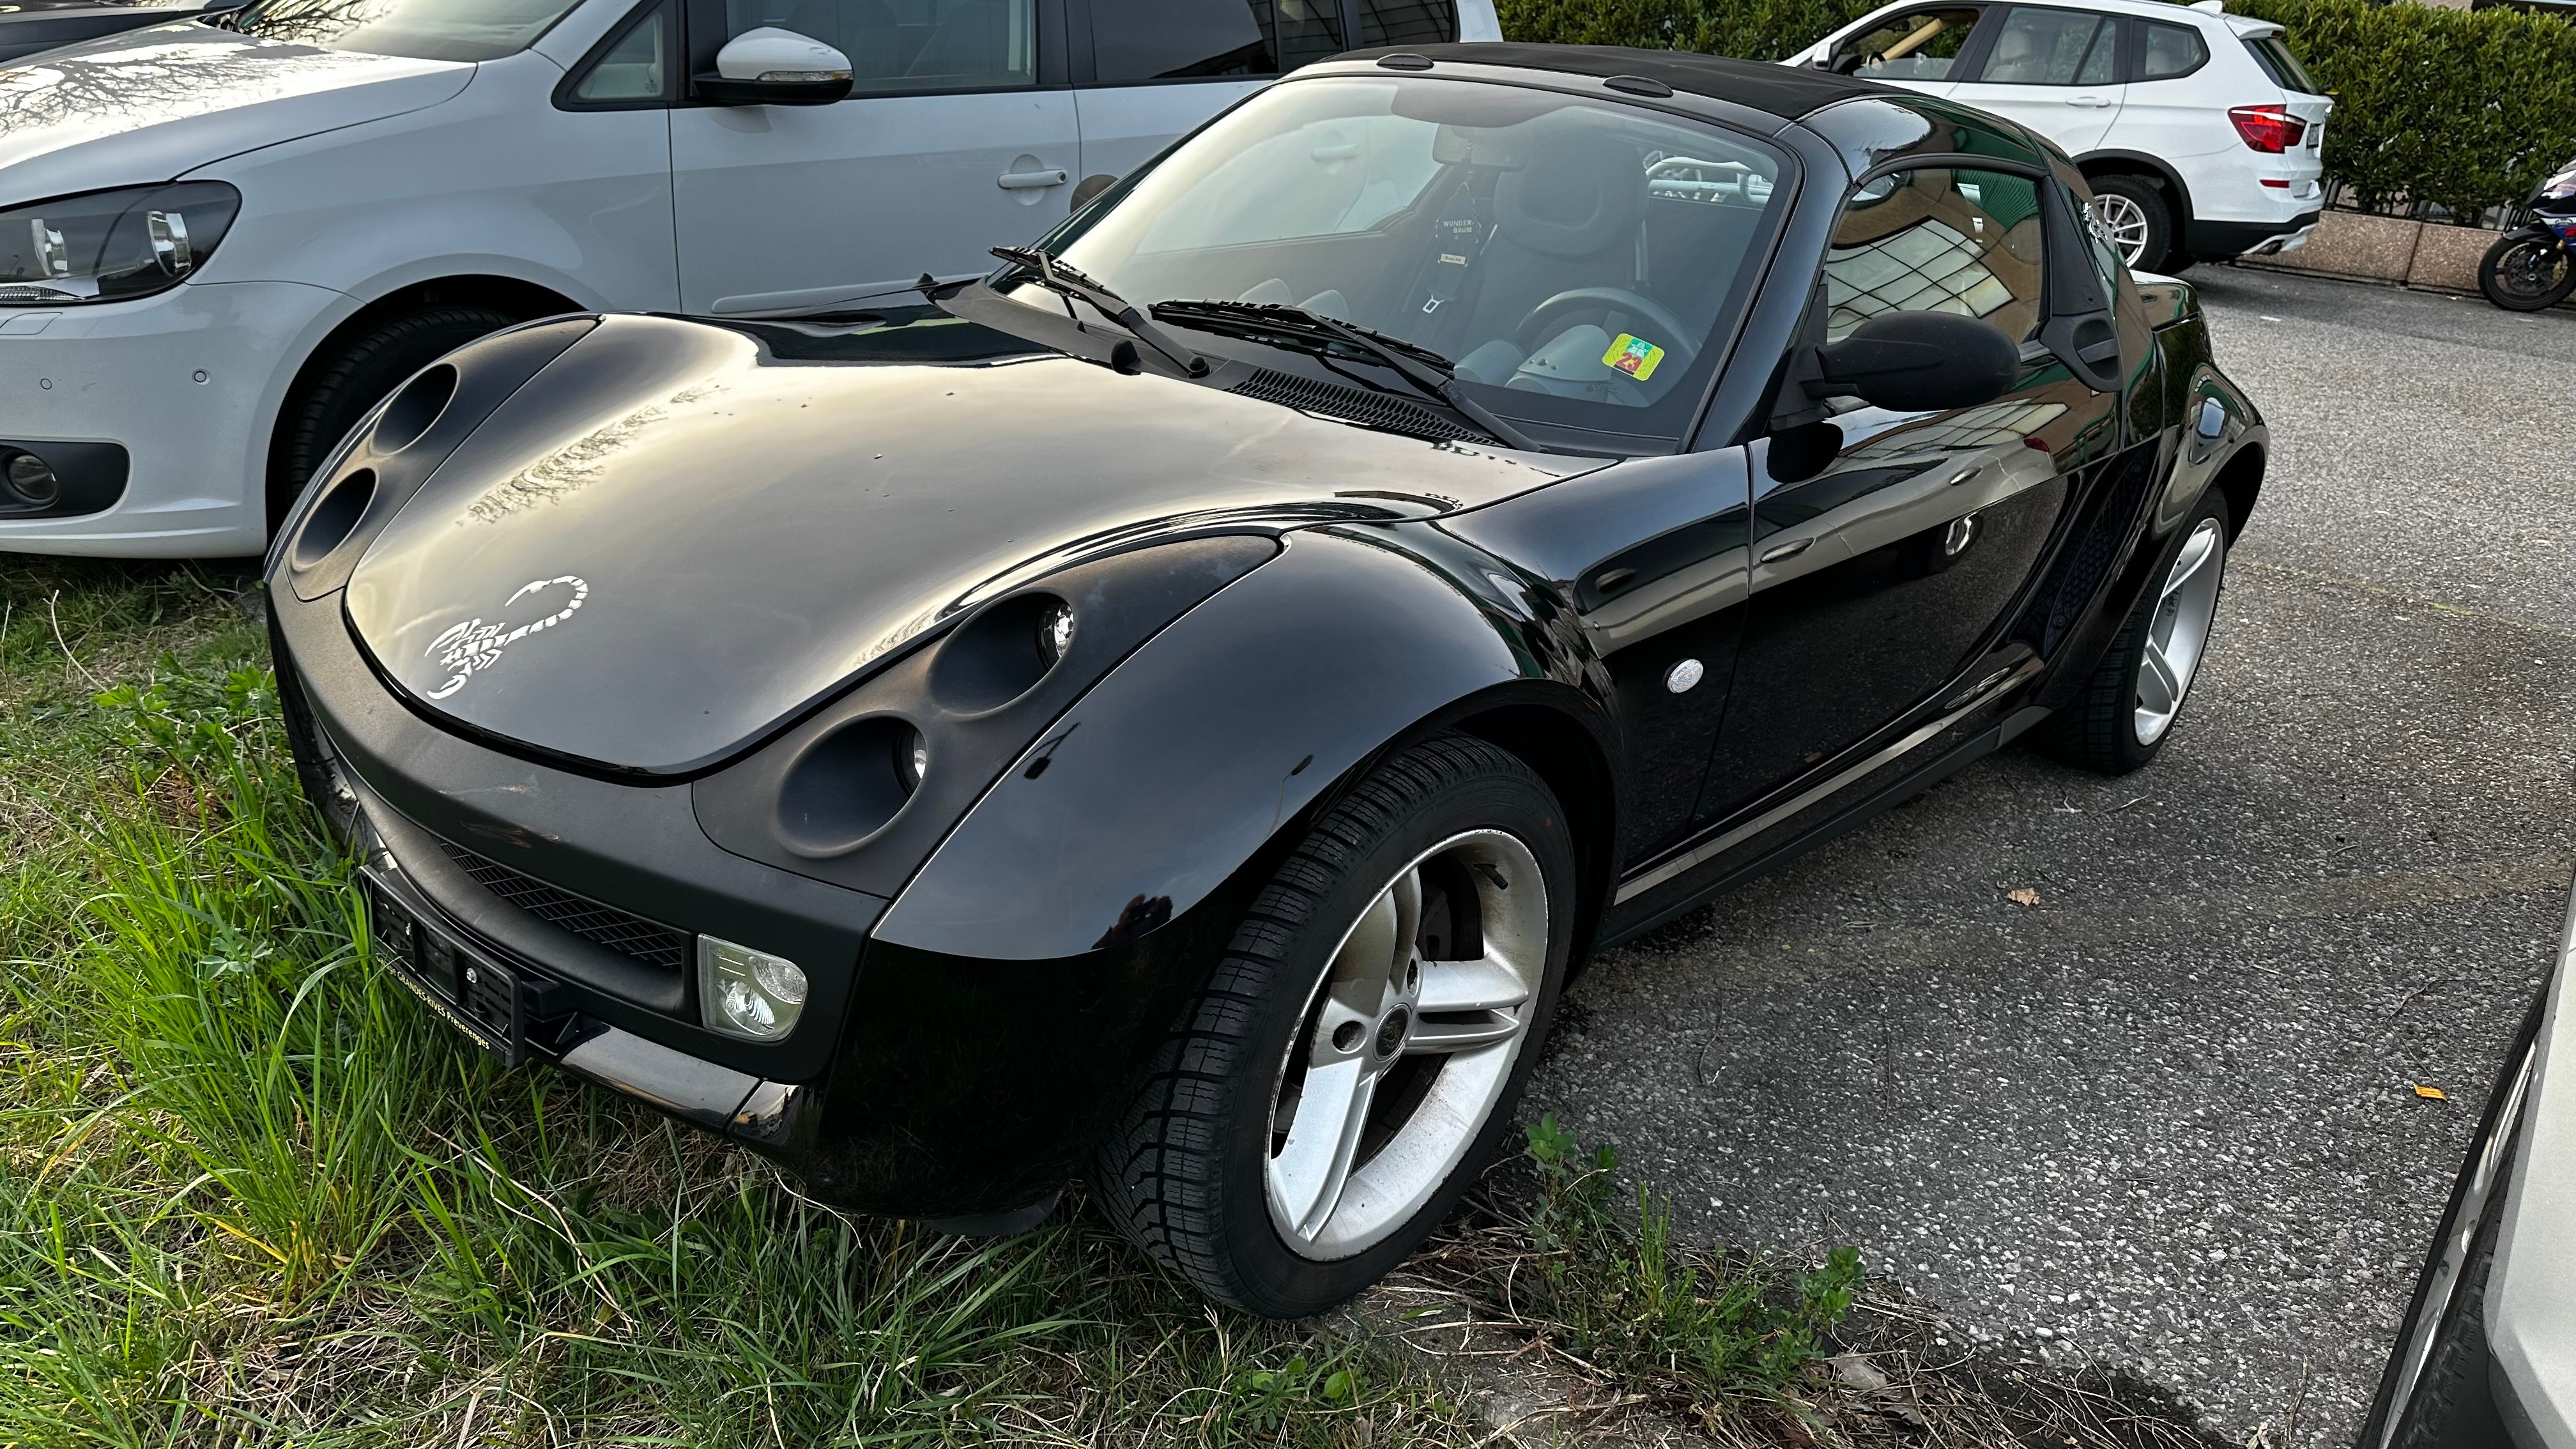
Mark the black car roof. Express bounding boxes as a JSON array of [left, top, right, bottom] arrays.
[[1332, 43, 1904, 121]]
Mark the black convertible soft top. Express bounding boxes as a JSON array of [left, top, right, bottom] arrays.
[[1331, 43, 1900, 121]]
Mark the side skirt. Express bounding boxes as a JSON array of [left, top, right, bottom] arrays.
[[1595, 703, 2050, 950]]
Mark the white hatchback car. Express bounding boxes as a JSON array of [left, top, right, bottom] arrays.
[[1783, 0, 2328, 274], [0, 0, 1498, 557]]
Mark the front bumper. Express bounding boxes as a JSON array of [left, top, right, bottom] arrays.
[[271, 581, 1216, 1220], [0, 279, 345, 558], [2489, 879, 2576, 1447]]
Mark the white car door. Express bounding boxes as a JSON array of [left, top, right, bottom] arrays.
[[1944, 4, 2124, 157], [1070, 0, 1353, 190], [671, 0, 1078, 314]]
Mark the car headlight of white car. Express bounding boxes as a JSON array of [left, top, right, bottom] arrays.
[[0, 181, 241, 305]]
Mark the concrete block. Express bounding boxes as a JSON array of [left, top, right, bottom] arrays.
[[2407, 222, 2492, 293], [2244, 210, 2419, 281]]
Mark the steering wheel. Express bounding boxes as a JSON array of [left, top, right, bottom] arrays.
[[1514, 288, 1701, 370]]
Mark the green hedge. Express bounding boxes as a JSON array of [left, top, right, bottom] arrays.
[[1498, 0, 2576, 220]]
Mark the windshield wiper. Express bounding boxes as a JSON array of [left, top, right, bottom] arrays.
[[988, 246, 1207, 377], [1151, 300, 1543, 452]]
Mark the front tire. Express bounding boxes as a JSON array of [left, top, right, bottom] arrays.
[[2041, 493, 2230, 774], [2478, 233, 2575, 313], [1092, 734, 1577, 1317]]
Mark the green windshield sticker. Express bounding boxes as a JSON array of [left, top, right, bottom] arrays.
[[1603, 333, 1666, 381]]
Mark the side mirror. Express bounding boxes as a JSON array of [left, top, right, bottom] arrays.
[[697, 27, 854, 106], [1805, 311, 2019, 413]]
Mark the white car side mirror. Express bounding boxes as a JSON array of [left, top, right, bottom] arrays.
[[699, 27, 854, 106]]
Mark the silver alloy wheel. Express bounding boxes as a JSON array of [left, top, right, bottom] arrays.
[[1266, 829, 1549, 1260], [2134, 517, 2226, 746], [2092, 192, 2152, 267]]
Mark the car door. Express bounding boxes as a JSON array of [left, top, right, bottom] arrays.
[[670, 0, 1079, 315], [1695, 162, 2119, 823], [1818, 4, 1996, 96], [1945, 4, 2124, 157], [2108, 17, 2224, 176], [1070, 0, 1363, 192]]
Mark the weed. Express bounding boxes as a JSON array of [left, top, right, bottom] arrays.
[[1425, 1113, 1863, 1427]]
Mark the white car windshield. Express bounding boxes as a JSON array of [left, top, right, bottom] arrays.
[[227, 0, 583, 61], [1036, 74, 1792, 444]]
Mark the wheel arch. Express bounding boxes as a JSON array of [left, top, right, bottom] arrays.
[[1445, 698, 1619, 976], [2076, 151, 2196, 226], [2210, 438, 2265, 535]]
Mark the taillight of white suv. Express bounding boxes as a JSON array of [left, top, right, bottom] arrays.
[[2227, 104, 2308, 153]]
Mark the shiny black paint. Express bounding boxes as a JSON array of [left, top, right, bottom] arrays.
[[338, 312, 1598, 778], [693, 536, 1278, 897], [875, 527, 1572, 961], [282, 318, 597, 601], [263, 62, 2269, 1222]]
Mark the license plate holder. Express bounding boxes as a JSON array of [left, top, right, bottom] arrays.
[[365, 880, 529, 1068]]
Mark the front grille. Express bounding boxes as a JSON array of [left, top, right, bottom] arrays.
[[441, 844, 693, 974], [1229, 367, 1496, 445]]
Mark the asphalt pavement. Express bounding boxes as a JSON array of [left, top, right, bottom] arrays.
[[1528, 266, 2576, 1447]]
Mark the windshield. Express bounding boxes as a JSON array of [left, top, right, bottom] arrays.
[[226, 0, 582, 61], [1036, 74, 1792, 446]]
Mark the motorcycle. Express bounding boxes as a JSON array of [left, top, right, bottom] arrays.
[[2480, 156, 2576, 312]]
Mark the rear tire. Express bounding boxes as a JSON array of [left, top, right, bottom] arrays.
[[268, 305, 522, 531], [2478, 233, 2575, 312], [1092, 734, 1577, 1317], [2040, 493, 2230, 775], [2089, 175, 2175, 273]]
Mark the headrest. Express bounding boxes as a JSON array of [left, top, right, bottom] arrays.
[[1494, 125, 1645, 259]]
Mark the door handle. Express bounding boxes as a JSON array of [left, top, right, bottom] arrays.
[[2064, 95, 2113, 107], [997, 168, 1069, 190], [1759, 537, 1814, 564]]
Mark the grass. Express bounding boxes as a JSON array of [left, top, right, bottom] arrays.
[[0, 558, 1926, 1447]]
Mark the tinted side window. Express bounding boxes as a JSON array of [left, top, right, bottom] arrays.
[[1975, 6, 2105, 85], [2242, 34, 2315, 91], [1836, 7, 1986, 81], [724, 0, 1036, 91], [1356, 0, 1453, 47], [1824, 166, 2046, 343], [1091, 0, 1344, 82], [2139, 21, 2208, 80]]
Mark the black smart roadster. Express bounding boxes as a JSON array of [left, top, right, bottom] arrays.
[[265, 42, 2266, 1317]]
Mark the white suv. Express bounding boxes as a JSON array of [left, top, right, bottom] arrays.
[[1783, 0, 2329, 273], [0, 0, 1499, 558]]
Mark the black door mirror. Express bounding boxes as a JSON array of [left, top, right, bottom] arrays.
[[1804, 312, 2019, 413]]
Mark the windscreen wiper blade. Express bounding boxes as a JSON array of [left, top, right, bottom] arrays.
[[1151, 300, 1544, 453], [989, 246, 1207, 377]]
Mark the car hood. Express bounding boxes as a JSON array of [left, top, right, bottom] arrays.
[[342, 312, 1604, 777], [0, 23, 470, 201]]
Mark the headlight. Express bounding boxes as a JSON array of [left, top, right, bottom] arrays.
[[0, 181, 241, 305], [698, 935, 808, 1041]]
